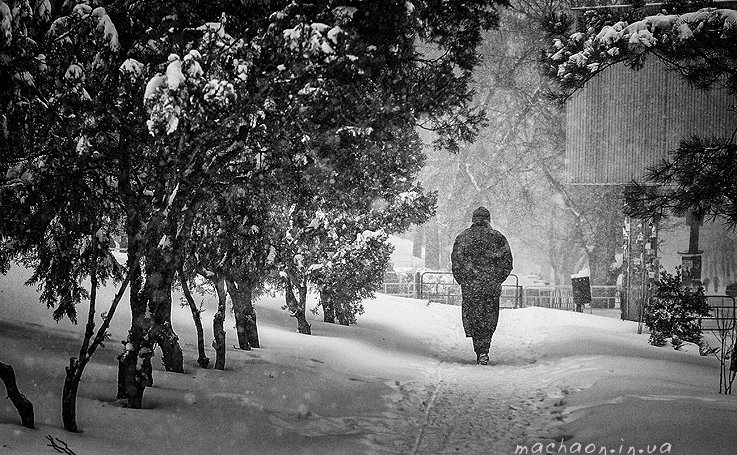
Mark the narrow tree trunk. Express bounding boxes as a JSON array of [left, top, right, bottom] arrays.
[[0, 362, 34, 429], [62, 359, 81, 432], [180, 268, 209, 368], [239, 279, 260, 349], [63, 333, 91, 431], [61, 253, 136, 433], [243, 303, 259, 348], [296, 283, 311, 334], [213, 277, 227, 370], [62, 227, 99, 432], [321, 291, 335, 323], [285, 276, 311, 334]]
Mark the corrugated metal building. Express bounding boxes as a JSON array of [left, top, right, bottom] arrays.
[[566, 58, 737, 185]]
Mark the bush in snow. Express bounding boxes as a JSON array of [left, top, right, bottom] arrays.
[[312, 228, 393, 325], [644, 268, 710, 348]]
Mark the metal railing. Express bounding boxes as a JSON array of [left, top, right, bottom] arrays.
[[524, 285, 618, 310], [523, 286, 575, 311], [417, 272, 522, 308], [702, 295, 736, 334], [381, 281, 416, 298], [381, 273, 618, 314], [701, 295, 737, 394]]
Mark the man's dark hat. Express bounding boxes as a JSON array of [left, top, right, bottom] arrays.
[[472, 206, 490, 221]]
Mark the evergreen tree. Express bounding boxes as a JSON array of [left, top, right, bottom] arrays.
[[1, 0, 508, 421], [626, 137, 737, 228]]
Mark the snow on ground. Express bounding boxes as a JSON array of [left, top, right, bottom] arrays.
[[1, 264, 735, 454]]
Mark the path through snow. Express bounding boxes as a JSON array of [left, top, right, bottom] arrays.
[[313, 299, 574, 454]]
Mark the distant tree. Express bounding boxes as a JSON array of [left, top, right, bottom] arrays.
[[419, 0, 624, 284], [256, 0, 502, 333]]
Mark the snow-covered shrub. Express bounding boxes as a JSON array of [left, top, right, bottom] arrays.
[[644, 268, 710, 349], [312, 227, 393, 325]]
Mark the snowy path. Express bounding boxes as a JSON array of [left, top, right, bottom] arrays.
[[354, 302, 568, 455], [393, 364, 561, 454]]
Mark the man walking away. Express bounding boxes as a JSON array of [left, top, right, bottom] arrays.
[[451, 207, 513, 365]]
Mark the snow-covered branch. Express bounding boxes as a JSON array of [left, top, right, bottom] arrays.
[[547, 7, 737, 98]]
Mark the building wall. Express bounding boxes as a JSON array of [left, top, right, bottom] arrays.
[[564, 50, 737, 294], [566, 58, 737, 184]]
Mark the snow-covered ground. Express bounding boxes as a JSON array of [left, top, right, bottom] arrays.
[[1, 264, 735, 454]]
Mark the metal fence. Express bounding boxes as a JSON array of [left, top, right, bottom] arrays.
[[381, 272, 617, 312], [417, 272, 522, 308], [702, 295, 737, 394], [381, 281, 416, 299], [702, 295, 736, 334], [524, 285, 618, 310]]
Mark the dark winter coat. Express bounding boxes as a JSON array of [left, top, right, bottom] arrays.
[[451, 217, 513, 337]]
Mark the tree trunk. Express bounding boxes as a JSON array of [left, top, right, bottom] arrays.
[[225, 277, 252, 350], [235, 277, 260, 348], [285, 277, 311, 335], [117, 298, 154, 408], [425, 219, 441, 270], [321, 291, 335, 323], [118, 228, 153, 405], [179, 268, 210, 368], [413, 225, 424, 258], [155, 320, 184, 373], [116, 357, 127, 401], [213, 277, 227, 370], [118, 291, 154, 410], [62, 359, 81, 432], [118, 232, 186, 407], [0, 362, 34, 429], [119, 348, 149, 409], [335, 304, 350, 326], [151, 269, 184, 373]]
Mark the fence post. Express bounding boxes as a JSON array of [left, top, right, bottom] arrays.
[[415, 272, 422, 299]]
